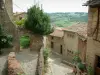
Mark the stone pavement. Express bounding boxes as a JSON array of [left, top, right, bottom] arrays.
[[45, 54, 73, 75], [16, 49, 38, 75], [0, 55, 7, 75]]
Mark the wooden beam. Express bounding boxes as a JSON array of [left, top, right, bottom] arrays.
[[92, 7, 100, 41]]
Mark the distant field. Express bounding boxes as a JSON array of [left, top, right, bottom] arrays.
[[48, 12, 88, 27]]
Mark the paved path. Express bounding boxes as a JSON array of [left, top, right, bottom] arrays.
[[0, 49, 12, 75], [0, 55, 7, 75], [16, 49, 38, 75], [46, 54, 73, 75]]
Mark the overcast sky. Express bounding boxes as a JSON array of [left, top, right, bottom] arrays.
[[13, 0, 88, 13]]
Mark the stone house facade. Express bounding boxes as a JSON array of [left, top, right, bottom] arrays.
[[63, 23, 87, 64], [13, 12, 27, 21], [47, 27, 64, 56], [47, 24, 87, 65], [84, 0, 100, 75]]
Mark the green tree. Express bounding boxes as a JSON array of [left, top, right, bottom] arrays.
[[25, 5, 53, 35]]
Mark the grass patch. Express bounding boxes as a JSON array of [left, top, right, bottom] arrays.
[[20, 35, 30, 48]]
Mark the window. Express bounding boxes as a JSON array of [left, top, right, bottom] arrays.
[[97, 56, 100, 68], [67, 49, 73, 55], [67, 33, 74, 38], [51, 36, 54, 40], [51, 42, 54, 48], [60, 45, 63, 54]]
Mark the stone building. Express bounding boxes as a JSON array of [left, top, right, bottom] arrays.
[[47, 27, 64, 56], [63, 23, 87, 64], [13, 12, 27, 21], [84, 0, 100, 75], [4, 0, 13, 19], [0, 0, 20, 51]]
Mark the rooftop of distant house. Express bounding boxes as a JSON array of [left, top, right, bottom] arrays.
[[63, 23, 87, 38], [13, 12, 26, 16], [50, 27, 64, 38], [83, 0, 100, 7]]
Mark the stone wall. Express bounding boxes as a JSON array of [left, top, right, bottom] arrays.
[[86, 7, 100, 67], [8, 52, 25, 75], [47, 35, 64, 56], [63, 31, 78, 63], [36, 47, 44, 75], [0, 0, 20, 52], [78, 35, 87, 62], [5, 0, 13, 20], [18, 28, 43, 51]]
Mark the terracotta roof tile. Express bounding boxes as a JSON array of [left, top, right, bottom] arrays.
[[50, 27, 64, 38], [84, 0, 100, 7], [64, 23, 87, 38]]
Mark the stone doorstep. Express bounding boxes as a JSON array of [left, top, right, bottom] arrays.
[[62, 60, 74, 67]]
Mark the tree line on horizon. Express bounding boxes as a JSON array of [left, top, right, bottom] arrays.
[[47, 12, 88, 27]]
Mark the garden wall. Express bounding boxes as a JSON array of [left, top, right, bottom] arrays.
[[36, 47, 44, 75], [8, 52, 25, 75], [18, 27, 43, 51]]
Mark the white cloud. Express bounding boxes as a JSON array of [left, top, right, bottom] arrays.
[[13, 0, 88, 12]]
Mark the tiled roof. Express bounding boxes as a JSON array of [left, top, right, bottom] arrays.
[[83, 0, 100, 7], [14, 12, 26, 16], [64, 23, 87, 38], [50, 27, 64, 38]]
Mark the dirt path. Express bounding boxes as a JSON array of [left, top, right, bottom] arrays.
[[16, 49, 38, 75]]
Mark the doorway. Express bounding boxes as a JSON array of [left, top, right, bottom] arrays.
[[95, 55, 100, 75], [60, 45, 63, 54]]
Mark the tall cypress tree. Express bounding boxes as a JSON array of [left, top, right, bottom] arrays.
[[25, 5, 53, 35]]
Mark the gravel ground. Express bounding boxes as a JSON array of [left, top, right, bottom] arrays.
[[16, 49, 38, 75]]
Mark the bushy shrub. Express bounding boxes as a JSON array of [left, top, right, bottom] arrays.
[[20, 35, 30, 48], [78, 62, 86, 71], [7, 35, 13, 42], [25, 5, 53, 35], [43, 48, 50, 64], [87, 65, 94, 75], [73, 55, 81, 64], [0, 35, 13, 48], [72, 51, 81, 64], [15, 18, 26, 26], [0, 25, 13, 54]]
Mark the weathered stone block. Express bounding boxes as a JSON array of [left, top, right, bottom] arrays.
[[8, 52, 25, 75]]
